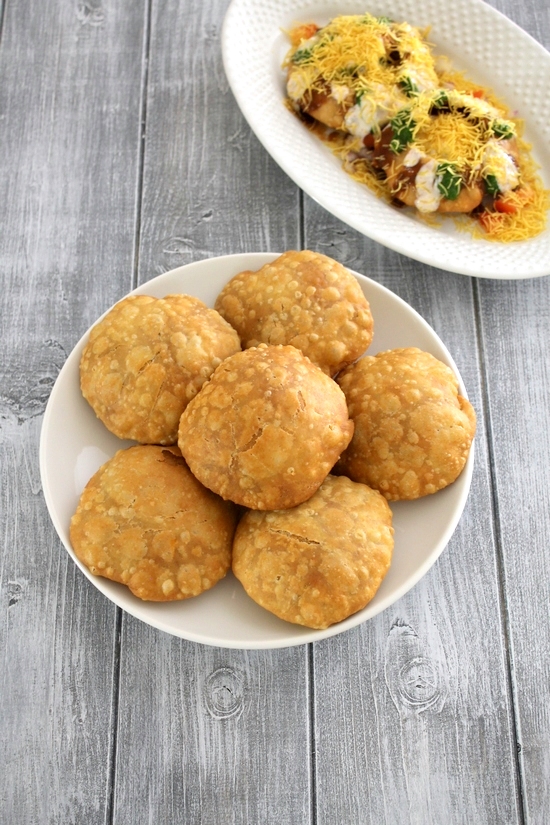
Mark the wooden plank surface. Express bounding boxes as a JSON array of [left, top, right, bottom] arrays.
[[476, 3, 550, 824], [114, 621, 313, 824], [0, 0, 148, 822], [304, 220, 521, 823], [1, 0, 549, 822], [478, 276, 550, 825], [137, 0, 300, 276], [111, 3, 312, 824]]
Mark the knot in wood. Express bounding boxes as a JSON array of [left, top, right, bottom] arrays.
[[7, 580, 25, 608], [397, 656, 438, 708], [156, 237, 195, 273], [204, 667, 245, 720], [385, 620, 448, 715], [76, 1, 105, 27]]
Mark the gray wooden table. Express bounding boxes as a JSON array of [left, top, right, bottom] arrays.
[[2, 1, 549, 822]]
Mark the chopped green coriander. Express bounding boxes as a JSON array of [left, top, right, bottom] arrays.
[[399, 77, 419, 98], [292, 47, 314, 64], [492, 120, 515, 139], [484, 174, 500, 196], [355, 87, 372, 103], [431, 90, 449, 110], [437, 163, 462, 200], [389, 109, 415, 153]]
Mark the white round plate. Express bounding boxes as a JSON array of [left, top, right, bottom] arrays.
[[222, 0, 550, 279], [40, 253, 474, 649]]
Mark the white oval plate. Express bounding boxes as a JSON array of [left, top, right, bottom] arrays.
[[222, 0, 550, 279], [40, 254, 474, 649]]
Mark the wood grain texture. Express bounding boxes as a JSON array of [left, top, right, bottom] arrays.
[[0, 0, 148, 821], [477, 3, 550, 823], [303, 215, 521, 823], [477, 274, 550, 825], [110, 3, 311, 824], [113, 619, 312, 825], [2, 0, 550, 822], [136, 0, 300, 280], [1, 415, 118, 825]]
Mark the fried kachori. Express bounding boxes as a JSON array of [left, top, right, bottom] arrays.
[[70, 445, 237, 601], [232, 474, 394, 629], [177, 343, 354, 510], [336, 347, 476, 500], [80, 294, 241, 444], [214, 250, 373, 376]]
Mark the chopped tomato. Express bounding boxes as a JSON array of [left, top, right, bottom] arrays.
[[472, 89, 484, 99], [494, 198, 517, 214], [494, 186, 534, 214], [289, 24, 319, 46]]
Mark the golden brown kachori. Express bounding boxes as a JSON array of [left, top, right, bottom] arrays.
[[177, 343, 354, 510], [70, 445, 237, 601], [232, 474, 394, 629], [215, 250, 373, 376], [80, 294, 241, 444], [336, 347, 476, 500]]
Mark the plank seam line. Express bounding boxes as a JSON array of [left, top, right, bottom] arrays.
[[132, 0, 154, 290], [299, 189, 305, 251], [0, 0, 6, 48], [303, 188, 314, 823], [106, 607, 123, 825], [472, 277, 526, 825], [308, 643, 318, 825]]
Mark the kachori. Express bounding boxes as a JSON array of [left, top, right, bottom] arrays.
[[70, 445, 237, 601], [177, 343, 354, 510], [232, 474, 394, 629], [215, 250, 373, 375], [336, 347, 476, 499], [80, 294, 241, 444]]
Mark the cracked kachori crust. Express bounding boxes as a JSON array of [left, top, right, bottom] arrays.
[[80, 294, 241, 444], [336, 347, 476, 500], [70, 445, 237, 601], [232, 474, 394, 629], [214, 250, 373, 376], [177, 344, 354, 510]]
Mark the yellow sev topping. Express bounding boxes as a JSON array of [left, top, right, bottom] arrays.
[[471, 148, 549, 242], [418, 115, 485, 174], [285, 14, 438, 99], [284, 14, 548, 242], [406, 93, 491, 174]]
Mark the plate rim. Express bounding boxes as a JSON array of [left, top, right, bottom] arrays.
[[40, 252, 475, 649]]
